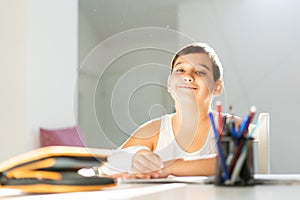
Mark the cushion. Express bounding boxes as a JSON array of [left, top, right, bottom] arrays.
[[40, 126, 85, 147]]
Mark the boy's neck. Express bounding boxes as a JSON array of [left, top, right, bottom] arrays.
[[173, 101, 210, 130]]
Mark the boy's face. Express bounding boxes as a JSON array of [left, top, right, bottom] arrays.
[[168, 53, 222, 106]]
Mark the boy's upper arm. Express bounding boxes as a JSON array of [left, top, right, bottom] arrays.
[[121, 119, 161, 151]]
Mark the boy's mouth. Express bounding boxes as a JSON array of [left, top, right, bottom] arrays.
[[177, 85, 197, 90]]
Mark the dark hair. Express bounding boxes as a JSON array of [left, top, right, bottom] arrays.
[[171, 42, 223, 82]]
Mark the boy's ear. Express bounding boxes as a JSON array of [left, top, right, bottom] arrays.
[[213, 80, 223, 96]]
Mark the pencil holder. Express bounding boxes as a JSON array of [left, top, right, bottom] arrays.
[[215, 136, 255, 186]]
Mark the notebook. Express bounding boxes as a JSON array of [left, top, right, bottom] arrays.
[[0, 146, 116, 193]]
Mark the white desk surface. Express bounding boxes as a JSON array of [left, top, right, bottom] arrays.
[[1, 175, 300, 200]]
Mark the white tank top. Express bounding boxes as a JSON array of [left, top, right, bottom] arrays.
[[154, 114, 217, 161]]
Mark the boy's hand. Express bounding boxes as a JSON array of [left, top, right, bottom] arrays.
[[131, 149, 164, 178]]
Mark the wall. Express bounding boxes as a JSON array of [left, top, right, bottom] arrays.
[[0, 0, 28, 160], [0, 0, 78, 161], [178, 0, 300, 173], [78, 1, 179, 148], [26, 0, 78, 149]]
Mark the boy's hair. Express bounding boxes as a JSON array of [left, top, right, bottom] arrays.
[[171, 42, 223, 82]]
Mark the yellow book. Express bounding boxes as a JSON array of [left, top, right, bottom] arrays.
[[0, 146, 116, 193]]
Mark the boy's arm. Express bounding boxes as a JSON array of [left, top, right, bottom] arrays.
[[109, 156, 216, 179], [115, 119, 163, 178], [121, 119, 161, 151], [161, 156, 216, 177]]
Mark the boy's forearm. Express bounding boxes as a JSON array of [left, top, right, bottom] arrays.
[[163, 157, 216, 177]]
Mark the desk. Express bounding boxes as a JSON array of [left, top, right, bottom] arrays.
[[1, 175, 300, 200]]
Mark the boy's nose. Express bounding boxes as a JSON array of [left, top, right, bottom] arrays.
[[184, 76, 193, 82]]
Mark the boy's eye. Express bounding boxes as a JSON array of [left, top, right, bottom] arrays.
[[175, 69, 184, 73], [196, 71, 206, 76]]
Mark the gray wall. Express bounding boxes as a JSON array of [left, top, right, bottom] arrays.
[[79, 0, 300, 173], [78, 0, 178, 148]]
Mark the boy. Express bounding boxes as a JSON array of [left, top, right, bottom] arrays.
[[117, 42, 224, 178]]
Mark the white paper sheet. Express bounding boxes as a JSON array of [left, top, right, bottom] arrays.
[[118, 176, 212, 184]]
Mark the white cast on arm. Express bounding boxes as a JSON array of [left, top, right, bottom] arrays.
[[101, 145, 150, 175]]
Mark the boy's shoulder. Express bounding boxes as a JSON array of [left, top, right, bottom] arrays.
[[136, 118, 161, 135], [132, 115, 168, 138]]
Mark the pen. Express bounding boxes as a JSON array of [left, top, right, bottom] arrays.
[[208, 112, 230, 181], [228, 106, 256, 175], [230, 119, 263, 183], [237, 115, 249, 138], [228, 105, 237, 139], [231, 120, 237, 139], [229, 143, 248, 184], [216, 101, 222, 136], [240, 106, 256, 137], [247, 117, 262, 139]]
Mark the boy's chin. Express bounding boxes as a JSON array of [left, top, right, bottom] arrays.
[[176, 95, 198, 104], [170, 91, 199, 104]]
